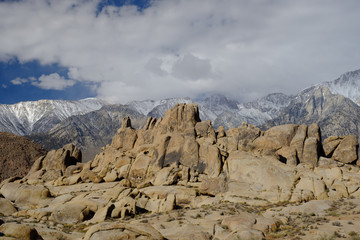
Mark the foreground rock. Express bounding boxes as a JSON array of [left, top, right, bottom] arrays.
[[1, 103, 360, 239]]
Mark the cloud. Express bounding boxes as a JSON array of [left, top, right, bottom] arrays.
[[172, 54, 213, 80], [2, 84, 7, 89], [10, 77, 28, 85], [32, 73, 75, 90], [1, 0, 360, 103]]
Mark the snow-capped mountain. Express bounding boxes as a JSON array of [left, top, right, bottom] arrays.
[[196, 93, 293, 129], [264, 69, 360, 138], [128, 98, 193, 117], [3, 67, 360, 162], [265, 84, 360, 138], [324, 69, 360, 105], [0, 98, 107, 135], [29, 104, 147, 162]]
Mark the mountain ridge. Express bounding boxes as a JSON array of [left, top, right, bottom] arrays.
[[2, 68, 360, 161]]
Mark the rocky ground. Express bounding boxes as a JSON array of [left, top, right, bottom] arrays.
[[2, 188, 360, 239], [1, 103, 360, 239]]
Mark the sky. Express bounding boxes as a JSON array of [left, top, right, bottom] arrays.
[[1, 0, 360, 104]]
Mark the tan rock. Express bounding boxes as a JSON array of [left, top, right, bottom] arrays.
[[290, 124, 307, 163], [128, 150, 154, 186], [111, 196, 136, 218], [323, 136, 342, 157], [112, 118, 137, 151], [332, 135, 358, 164], [294, 177, 327, 200], [179, 130, 199, 168], [51, 202, 93, 224], [103, 169, 118, 182], [64, 164, 83, 177], [225, 229, 264, 240], [216, 125, 226, 138], [195, 120, 216, 141], [163, 224, 211, 240], [163, 133, 185, 167], [140, 186, 196, 207], [0, 183, 50, 205], [86, 203, 115, 224], [80, 169, 103, 183], [198, 143, 222, 177], [317, 157, 339, 168], [328, 180, 348, 199], [302, 137, 319, 166], [147, 135, 171, 174], [199, 175, 227, 196], [159, 194, 175, 212], [0, 198, 17, 216], [226, 151, 296, 203], [251, 124, 298, 155], [276, 146, 297, 165], [0, 223, 42, 240], [153, 167, 178, 186], [308, 123, 321, 141], [237, 122, 261, 152], [83, 222, 164, 240], [41, 144, 82, 181], [159, 103, 200, 132], [221, 213, 256, 231]]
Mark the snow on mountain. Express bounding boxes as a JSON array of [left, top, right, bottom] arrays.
[[196, 93, 292, 128], [128, 98, 193, 117], [0, 98, 107, 135], [244, 93, 293, 118], [324, 69, 360, 105]]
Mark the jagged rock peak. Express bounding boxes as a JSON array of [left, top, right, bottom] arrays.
[[160, 103, 201, 131], [121, 116, 132, 129]]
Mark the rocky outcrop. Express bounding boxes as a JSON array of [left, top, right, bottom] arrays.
[[0, 132, 47, 181], [24, 143, 82, 184], [330, 135, 358, 164], [21, 103, 360, 194], [2, 103, 360, 239]]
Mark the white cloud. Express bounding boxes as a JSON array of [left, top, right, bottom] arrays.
[[10, 77, 28, 85], [1, 0, 360, 103], [2, 84, 7, 89], [172, 54, 213, 80], [32, 73, 75, 90]]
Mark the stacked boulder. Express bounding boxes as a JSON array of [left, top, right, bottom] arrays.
[[16, 103, 360, 202]]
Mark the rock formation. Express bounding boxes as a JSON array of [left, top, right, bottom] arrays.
[[1, 103, 360, 239]]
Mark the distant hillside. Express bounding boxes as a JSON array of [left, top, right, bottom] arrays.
[[0, 132, 47, 181]]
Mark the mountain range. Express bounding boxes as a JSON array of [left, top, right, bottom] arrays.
[[1, 68, 360, 161]]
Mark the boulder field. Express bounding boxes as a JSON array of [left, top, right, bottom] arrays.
[[1, 103, 360, 239]]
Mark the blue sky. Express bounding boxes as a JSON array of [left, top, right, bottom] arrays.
[[1, 0, 360, 104], [0, 0, 151, 104]]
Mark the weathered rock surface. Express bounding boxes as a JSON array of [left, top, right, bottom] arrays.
[[0, 197, 17, 216], [332, 135, 358, 164], [25, 143, 82, 183], [0, 223, 42, 240]]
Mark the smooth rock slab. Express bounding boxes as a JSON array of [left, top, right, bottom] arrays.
[[332, 135, 358, 164], [0, 223, 42, 240], [0, 183, 50, 205], [51, 202, 93, 224], [0, 198, 17, 216], [83, 222, 164, 240]]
